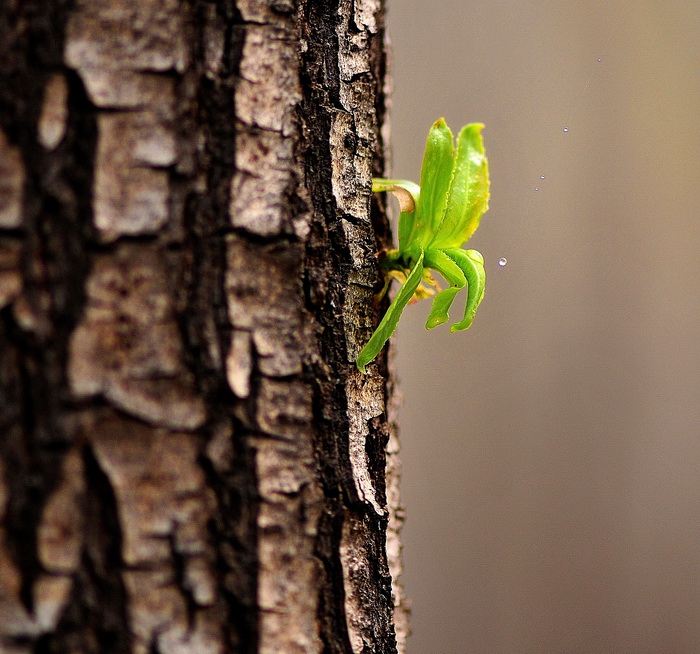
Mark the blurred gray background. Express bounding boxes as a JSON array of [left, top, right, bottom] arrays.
[[387, 2, 700, 653]]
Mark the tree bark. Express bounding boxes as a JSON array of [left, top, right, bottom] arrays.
[[0, 1, 407, 653]]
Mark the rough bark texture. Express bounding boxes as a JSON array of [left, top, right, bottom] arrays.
[[0, 1, 408, 653]]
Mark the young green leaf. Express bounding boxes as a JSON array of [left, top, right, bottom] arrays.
[[443, 248, 486, 332], [371, 179, 420, 253], [423, 249, 466, 329], [430, 123, 489, 249], [414, 118, 455, 248], [356, 250, 425, 373]]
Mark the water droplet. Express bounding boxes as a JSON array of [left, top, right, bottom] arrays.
[[597, 57, 602, 62], [563, 127, 569, 133], [540, 174, 545, 179], [498, 257, 508, 267]]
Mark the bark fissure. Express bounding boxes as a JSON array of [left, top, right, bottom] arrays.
[[0, 0, 97, 630], [298, 3, 358, 651], [35, 442, 132, 654], [182, 3, 260, 651]]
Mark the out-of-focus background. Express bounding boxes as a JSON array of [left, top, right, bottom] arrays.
[[387, 2, 700, 653]]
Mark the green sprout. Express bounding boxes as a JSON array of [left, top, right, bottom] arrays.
[[356, 118, 490, 373]]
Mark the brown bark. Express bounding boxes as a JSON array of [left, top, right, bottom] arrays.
[[0, 1, 407, 653]]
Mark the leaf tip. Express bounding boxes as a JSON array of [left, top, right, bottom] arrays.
[[355, 356, 369, 373], [425, 315, 447, 330], [449, 319, 473, 333]]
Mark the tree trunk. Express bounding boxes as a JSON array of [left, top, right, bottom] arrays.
[[0, 1, 408, 653]]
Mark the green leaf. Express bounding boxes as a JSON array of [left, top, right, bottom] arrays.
[[371, 178, 420, 252], [413, 118, 455, 249], [430, 123, 489, 249], [443, 248, 486, 331], [425, 287, 461, 330], [423, 249, 466, 329], [356, 249, 425, 373]]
